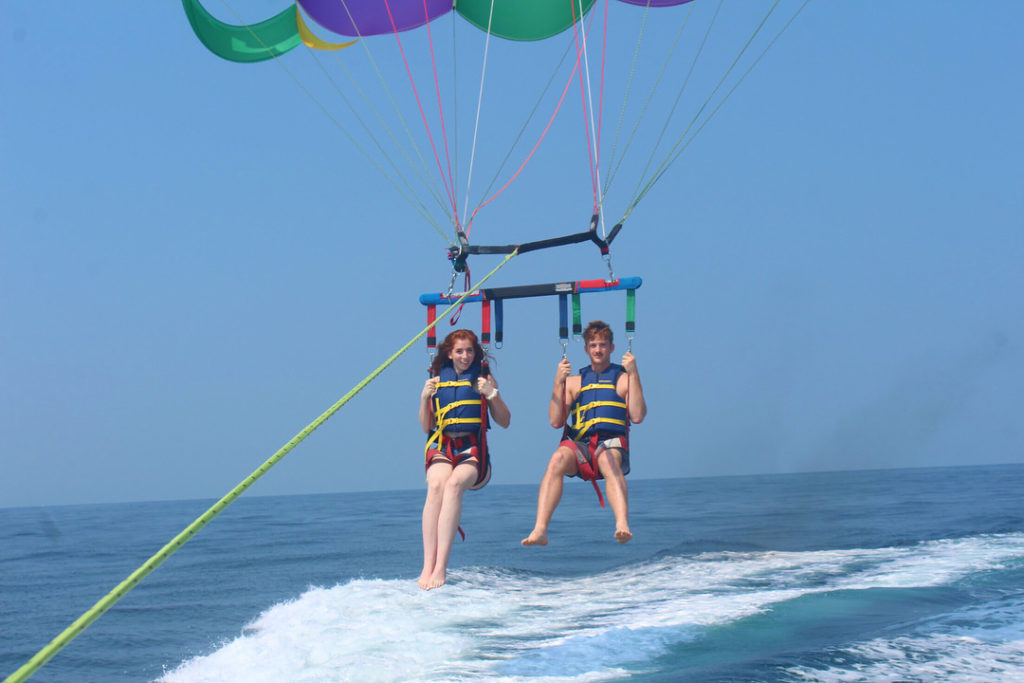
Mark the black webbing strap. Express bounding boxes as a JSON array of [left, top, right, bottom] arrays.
[[447, 217, 624, 272]]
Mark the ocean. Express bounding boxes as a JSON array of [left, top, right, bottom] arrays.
[[3, 464, 1024, 682]]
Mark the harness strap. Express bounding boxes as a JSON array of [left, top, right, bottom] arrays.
[[565, 434, 606, 508], [573, 416, 627, 440], [586, 434, 606, 508]]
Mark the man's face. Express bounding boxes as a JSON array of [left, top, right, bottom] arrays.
[[584, 334, 614, 366]]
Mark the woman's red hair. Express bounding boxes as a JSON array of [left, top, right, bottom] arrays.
[[430, 329, 489, 376]]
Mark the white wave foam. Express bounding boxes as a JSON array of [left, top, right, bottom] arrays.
[[784, 596, 1024, 682], [159, 533, 1024, 682]]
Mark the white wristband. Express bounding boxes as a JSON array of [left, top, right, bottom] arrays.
[[485, 387, 499, 401]]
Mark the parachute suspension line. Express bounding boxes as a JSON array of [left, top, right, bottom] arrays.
[[598, 0, 610, 178], [602, 1, 694, 200], [418, 0, 460, 227], [382, 0, 460, 224], [461, 0, 498, 238], [471, 33, 578, 219], [627, 0, 725, 214], [209, 0, 451, 245], [592, 0, 614, 239], [334, 0, 457, 235], [644, 0, 813, 199], [628, 0, 809, 218], [4, 251, 519, 683], [601, 0, 651, 201], [312, 52, 451, 242], [571, 0, 601, 221], [465, 21, 592, 228], [595, 0, 612, 240], [449, 12, 460, 226]]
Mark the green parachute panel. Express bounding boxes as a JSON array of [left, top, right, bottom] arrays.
[[456, 0, 598, 41], [183, 0, 301, 63]]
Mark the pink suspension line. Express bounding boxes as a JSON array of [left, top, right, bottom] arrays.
[[419, 0, 458, 225], [383, 0, 460, 224], [597, 0, 610, 185], [465, 9, 598, 229]]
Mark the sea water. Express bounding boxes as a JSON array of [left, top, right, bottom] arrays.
[[2, 464, 1023, 682]]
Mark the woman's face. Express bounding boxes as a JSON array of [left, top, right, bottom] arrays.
[[448, 338, 475, 373]]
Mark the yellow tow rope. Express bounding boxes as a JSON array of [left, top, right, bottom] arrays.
[[4, 251, 517, 683]]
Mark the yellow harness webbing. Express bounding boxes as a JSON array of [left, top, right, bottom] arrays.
[[570, 381, 627, 439]]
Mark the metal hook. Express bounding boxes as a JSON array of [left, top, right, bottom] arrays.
[[603, 253, 616, 282]]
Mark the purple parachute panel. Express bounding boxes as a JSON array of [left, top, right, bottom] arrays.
[[298, 0, 453, 38], [615, 0, 695, 7]]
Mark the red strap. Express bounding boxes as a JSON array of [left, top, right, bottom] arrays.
[[481, 299, 491, 346], [587, 434, 605, 508], [477, 363, 490, 489], [427, 304, 437, 351], [450, 270, 470, 325]]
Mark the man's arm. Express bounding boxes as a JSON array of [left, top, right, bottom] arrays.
[[619, 351, 647, 424], [549, 358, 575, 428]]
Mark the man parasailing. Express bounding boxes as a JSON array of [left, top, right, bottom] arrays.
[[522, 319, 647, 546]]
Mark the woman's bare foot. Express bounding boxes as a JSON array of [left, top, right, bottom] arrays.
[[614, 527, 632, 544], [417, 568, 434, 590], [425, 569, 446, 589], [521, 529, 548, 546]]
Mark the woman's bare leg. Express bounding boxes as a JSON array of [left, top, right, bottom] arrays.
[[419, 463, 452, 589], [427, 462, 478, 588]]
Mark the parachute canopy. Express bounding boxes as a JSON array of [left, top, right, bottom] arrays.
[[182, 0, 806, 274], [184, 0, 695, 62]]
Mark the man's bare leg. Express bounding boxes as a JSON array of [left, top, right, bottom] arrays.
[[597, 449, 632, 543], [419, 463, 451, 589], [426, 463, 477, 589], [522, 447, 577, 546]]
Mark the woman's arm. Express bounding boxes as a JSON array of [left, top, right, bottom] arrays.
[[477, 375, 511, 428], [419, 377, 439, 433]]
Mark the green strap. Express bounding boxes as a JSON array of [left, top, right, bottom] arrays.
[[572, 292, 582, 339], [4, 252, 517, 683], [626, 288, 636, 335]]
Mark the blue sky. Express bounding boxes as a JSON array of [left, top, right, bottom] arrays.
[[2, 1, 1022, 508]]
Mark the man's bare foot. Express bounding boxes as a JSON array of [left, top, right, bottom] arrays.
[[521, 530, 548, 546], [614, 527, 632, 544]]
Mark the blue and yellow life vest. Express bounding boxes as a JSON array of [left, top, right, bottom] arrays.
[[567, 363, 628, 440], [431, 362, 484, 437], [425, 361, 492, 494]]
